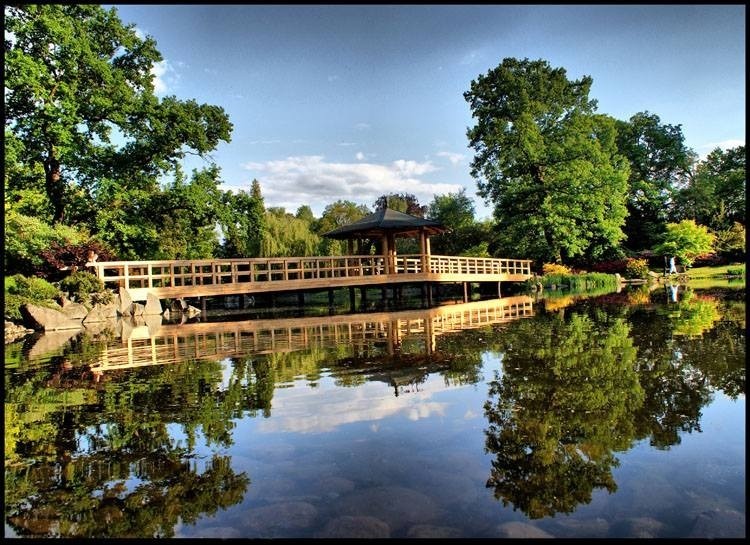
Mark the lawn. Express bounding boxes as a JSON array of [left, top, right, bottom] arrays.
[[686, 263, 745, 278]]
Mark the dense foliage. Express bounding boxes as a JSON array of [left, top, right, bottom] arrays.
[[464, 58, 631, 264]]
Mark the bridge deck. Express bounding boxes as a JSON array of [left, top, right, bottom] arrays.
[[88, 254, 533, 302]]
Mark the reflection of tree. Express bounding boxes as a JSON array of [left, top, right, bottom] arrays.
[[665, 289, 722, 337], [628, 290, 744, 448], [483, 310, 644, 518], [6, 454, 248, 538], [4, 350, 259, 538]]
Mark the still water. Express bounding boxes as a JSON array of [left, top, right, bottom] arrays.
[[4, 284, 745, 538]]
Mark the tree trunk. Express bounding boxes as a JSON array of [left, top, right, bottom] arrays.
[[44, 152, 65, 224]]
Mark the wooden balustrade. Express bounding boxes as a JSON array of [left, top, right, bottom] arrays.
[[87, 254, 532, 301]]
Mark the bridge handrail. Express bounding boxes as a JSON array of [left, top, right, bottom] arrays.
[[87, 254, 532, 290]]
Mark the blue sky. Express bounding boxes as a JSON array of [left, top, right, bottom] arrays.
[[110, 4, 745, 219]]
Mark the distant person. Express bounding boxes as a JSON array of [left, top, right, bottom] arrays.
[[669, 256, 677, 274]]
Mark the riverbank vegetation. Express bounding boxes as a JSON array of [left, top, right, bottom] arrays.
[[4, 6, 745, 314]]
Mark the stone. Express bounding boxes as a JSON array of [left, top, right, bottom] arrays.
[[4, 321, 34, 344], [689, 509, 745, 538], [83, 303, 118, 323], [244, 502, 318, 534], [495, 522, 554, 539], [131, 302, 145, 316], [117, 287, 133, 315], [61, 302, 89, 320], [144, 293, 163, 315], [406, 524, 462, 538], [316, 516, 391, 538], [20, 303, 84, 332], [333, 486, 440, 532], [186, 305, 201, 317]]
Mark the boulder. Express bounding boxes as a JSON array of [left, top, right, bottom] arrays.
[[83, 303, 118, 323], [4, 321, 34, 344], [116, 287, 133, 315], [144, 293, 163, 315], [131, 302, 145, 316], [61, 302, 89, 320], [20, 303, 84, 332], [186, 305, 201, 317]]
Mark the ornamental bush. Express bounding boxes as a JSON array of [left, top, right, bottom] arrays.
[[4, 274, 61, 321], [59, 271, 104, 301], [623, 258, 649, 279], [542, 263, 572, 276]]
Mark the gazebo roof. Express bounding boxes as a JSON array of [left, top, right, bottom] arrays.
[[322, 207, 447, 240]]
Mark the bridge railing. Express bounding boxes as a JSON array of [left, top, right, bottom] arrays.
[[88, 254, 532, 290]]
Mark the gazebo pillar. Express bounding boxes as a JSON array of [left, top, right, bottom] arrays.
[[347, 239, 354, 255], [387, 232, 397, 273], [381, 236, 390, 274]]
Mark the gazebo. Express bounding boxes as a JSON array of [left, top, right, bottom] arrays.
[[322, 207, 447, 274]]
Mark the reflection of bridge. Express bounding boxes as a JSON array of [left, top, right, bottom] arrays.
[[87, 254, 532, 302], [89, 296, 535, 374]]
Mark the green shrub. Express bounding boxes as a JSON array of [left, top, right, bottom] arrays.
[[59, 271, 104, 300], [537, 271, 619, 291], [624, 258, 649, 279], [4, 274, 61, 321], [726, 267, 745, 276]]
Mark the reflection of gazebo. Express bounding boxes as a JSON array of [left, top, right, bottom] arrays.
[[322, 207, 447, 274]]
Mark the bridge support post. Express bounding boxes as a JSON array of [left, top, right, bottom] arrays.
[[360, 287, 367, 310], [328, 288, 334, 314], [497, 282, 502, 298], [349, 287, 356, 312], [463, 282, 469, 303]]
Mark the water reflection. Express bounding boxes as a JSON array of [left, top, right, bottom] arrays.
[[4, 289, 745, 538], [483, 308, 643, 518]]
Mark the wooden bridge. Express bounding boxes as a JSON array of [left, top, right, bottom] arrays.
[[89, 295, 535, 375], [87, 254, 533, 302]]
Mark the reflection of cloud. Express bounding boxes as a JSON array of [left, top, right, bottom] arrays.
[[240, 155, 461, 210], [355, 122, 371, 131], [257, 376, 452, 433]]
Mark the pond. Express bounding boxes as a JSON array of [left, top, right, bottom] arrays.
[[4, 283, 745, 538]]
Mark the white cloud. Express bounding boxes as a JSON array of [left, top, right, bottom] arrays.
[[355, 122, 371, 131], [239, 155, 461, 212], [436, 151, 465, 165], [695, 139, 745, 160], [355, 152, 366, 161], [327, 74, 340, 82], [697, 139, 744, 151], [338, 142, 357, 147], [151, 59, 171, 95]]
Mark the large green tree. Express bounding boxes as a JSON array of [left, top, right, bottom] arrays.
[[314, 199, 371, 255], [674, 146, 746, 231], [652, 219, 715, 268], [427, 188, 490, 256], [615, 112, 695, 252], [465, 58, 630, 265], [219, 179, 266, 258], [4, 4, 232, 234]]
